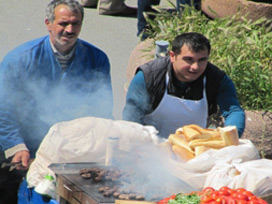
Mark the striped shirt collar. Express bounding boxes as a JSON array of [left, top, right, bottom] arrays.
[[50, 40, 75, 59]]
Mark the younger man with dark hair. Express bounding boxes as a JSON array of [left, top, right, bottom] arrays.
[[123, 32, 245, 138]]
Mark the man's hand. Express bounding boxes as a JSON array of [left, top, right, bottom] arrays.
[[11, 150, 30, 170]]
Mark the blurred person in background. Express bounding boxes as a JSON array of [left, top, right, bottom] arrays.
[[137, 0, 160, 40], [80, 0, 137, 16], [137, 0, 201, 40], [0, 0, 113, 203], [123, 32, 245, 138]]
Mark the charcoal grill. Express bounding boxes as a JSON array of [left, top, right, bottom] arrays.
[[49, 162, 117, 204], [49, 162, 156, 204]]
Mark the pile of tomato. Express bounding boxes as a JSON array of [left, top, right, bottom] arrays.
[[198, 187, 267, 204], [157, 186, 268, 204]]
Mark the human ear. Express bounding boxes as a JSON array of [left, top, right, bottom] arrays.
[[45, 19, 51, 30], [169, 51, 176, 63]]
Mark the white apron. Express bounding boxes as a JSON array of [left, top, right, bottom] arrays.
[[143, 74, 208, 138]]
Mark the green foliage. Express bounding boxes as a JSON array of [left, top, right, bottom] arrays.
[[144, 2, 272, 111]]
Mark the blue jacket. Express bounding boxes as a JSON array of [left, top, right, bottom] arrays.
[[123, 57, 245, 137], [0, 36, 113, 157]]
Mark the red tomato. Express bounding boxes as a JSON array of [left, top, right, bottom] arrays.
[[208, 201, 221, 204], [248, 200, 261, 204], [170, 194, 176, 199], [231, 192, 238, 199], [215, 197, 228, 204], [218, 189, 230, 196], [202, 187, 215, 195], [219, 186, 230, 191], [227, 188, 237, 195], [211, 191, 219, 200], [203, 187, 215, 191], [201, 195, 213, 203], [227, 197, 237, 204], [243, 190, 254, 197], [215, 197, 223, 203], [236, 193, 249, 201], [201, 187, 215, 199], [236, 200, 248, 204], [236, 188, 247, 194], [248, 195, 258, 201]]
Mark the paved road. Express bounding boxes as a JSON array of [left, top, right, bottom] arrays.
[[0, 0, 139, 119]]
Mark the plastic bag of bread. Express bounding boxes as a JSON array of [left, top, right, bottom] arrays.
[[159, 125, 260, 190], [162, 139, 260, 190]]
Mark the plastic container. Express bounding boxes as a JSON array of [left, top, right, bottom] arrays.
[[105, 136, 120, 166], [34, 174, 56, 199], [155, 40, 170, 58]]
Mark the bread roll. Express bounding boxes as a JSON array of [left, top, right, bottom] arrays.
[[194, 146, 211, 156], [188, 139, 226, 149], [168, 134, 194, 154], [183, 125, 216, 140], [219, 126, 239, 146], [203, 129, 221, 140], [183, 125, 202, 140], [175, 127, 183, 134], [172, 145, 195, 161]]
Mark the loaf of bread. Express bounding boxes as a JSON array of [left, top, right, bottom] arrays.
[[167, 124, 240, 161], [172, 145, 195, 161], [219, 126, 240, 146]]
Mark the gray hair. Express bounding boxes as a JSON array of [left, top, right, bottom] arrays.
[[46, 0, 84, 22]]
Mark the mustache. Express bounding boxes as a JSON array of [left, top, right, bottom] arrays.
[[62, 32, 76, 37]]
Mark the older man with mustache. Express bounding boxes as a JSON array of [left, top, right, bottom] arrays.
[[0, 0, 113, 203]]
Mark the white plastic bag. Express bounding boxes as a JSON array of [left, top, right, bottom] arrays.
[[26, 117, 161, 188], [187, 139, 259, 168], [162, 139, 260, 190], [204, 159, 272, 196]]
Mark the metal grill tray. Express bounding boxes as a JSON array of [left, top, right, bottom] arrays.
[[49, 162, 116, 203], [49, 162, 105, 174]]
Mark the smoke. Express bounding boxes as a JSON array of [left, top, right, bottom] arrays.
[[0, 70, 113, 154], [114, 143, 196, 200], [29, 78, 112, 125]]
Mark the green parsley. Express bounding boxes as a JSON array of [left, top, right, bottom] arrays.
[[167, 193, 200, 204]]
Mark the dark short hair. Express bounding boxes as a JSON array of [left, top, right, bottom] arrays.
[[46, 0, 84, 23], [172, 32, 211, 55]]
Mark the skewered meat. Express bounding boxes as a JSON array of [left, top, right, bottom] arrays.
[[136, 195, 145, 200], [81, 173, 92, 179], [113, 191, 121, 198], [79, 166, 146, 201], [98, 186, 110, 193], [79, 168, 90, 174], [79, 167, 122, 182], [118, 194, 130, 200], [103, 189, 115, 197]]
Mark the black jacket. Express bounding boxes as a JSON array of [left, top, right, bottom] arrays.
[[137, 57, 226, 116]]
